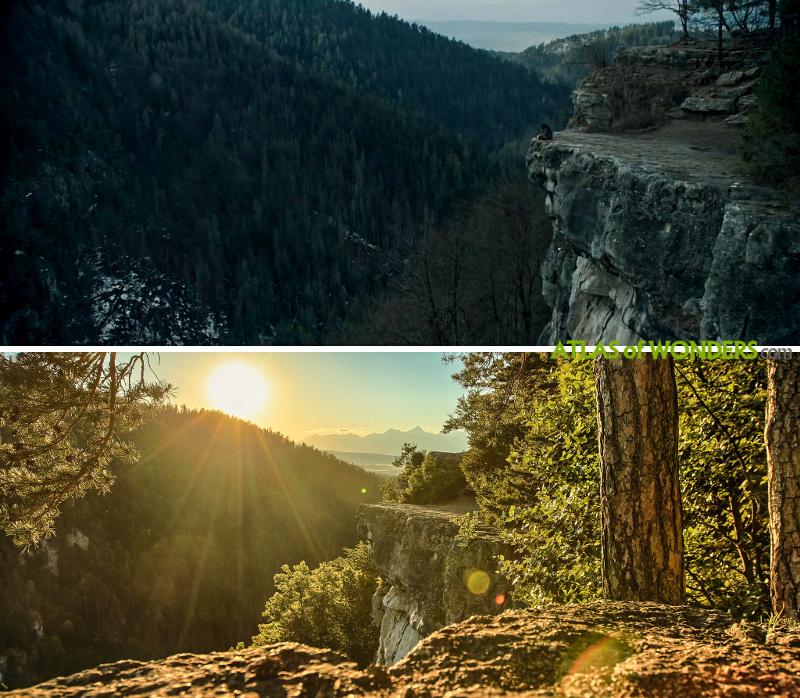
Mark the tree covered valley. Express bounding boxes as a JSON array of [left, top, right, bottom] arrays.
[[1, 0, 574, 345], [4, 1, 798, 347]]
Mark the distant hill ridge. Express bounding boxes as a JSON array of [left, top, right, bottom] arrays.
[[421, 20, 611, 52], [511, 20, 679, 85]]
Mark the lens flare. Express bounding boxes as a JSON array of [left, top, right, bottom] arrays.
[[495, 593, 506, 606], [465, 569, 491, 595], [561, 635, 632, 690]]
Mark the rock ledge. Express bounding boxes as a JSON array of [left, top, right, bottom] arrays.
[[13, 602, 800, 696], [358, 503, 509, 665], [528, 39, 800, 343]]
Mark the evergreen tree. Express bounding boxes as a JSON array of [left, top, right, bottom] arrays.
[[0, 353, 169, 548], [252, 543, 379, 665]]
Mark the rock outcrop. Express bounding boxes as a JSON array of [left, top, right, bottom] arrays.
[[572, 40, 766, 133], [357, 503, 509, 665], [529, 38, 800, 344], [14, 602, 800, 696], [8, 644, 392, 697]]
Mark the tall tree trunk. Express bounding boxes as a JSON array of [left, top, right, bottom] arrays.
[[594, 356, 685, 604], [766, 357, 800, 619], [679, 0, 690, 39], [769, 0, 777, 30]]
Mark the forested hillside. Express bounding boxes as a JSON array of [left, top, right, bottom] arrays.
[[0, 0, 569, 345], [0, 407, 379, 689], [201, 0, 569, 147], [512, 21, 679, 86], [345, 175, 553, 345]]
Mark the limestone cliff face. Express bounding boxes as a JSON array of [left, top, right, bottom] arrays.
[[357, 503, 509, 665], [530, 39, 800, 344]]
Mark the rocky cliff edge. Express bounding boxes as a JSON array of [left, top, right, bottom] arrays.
[[14, 602, 800, 697], [357, 502, 509, 665], [528, 38, 800, 344]]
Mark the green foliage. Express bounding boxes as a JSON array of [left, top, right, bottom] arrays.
[[757, 30, 800, 126], [443, 354, 599, 604], [443, 353, 557, 514], [0, 407, 380, 689], [740, 3, 800, 192], [0, 353, 170, 548], [453, 511, 481, 547], [251, 542, 379, 665], [676, 360, 770, 618], [499, 362, 601, 606], [393, 442, 426, 473], [453, 356, 771, 619], [384, 443, 467, 504], [761, 42, 800, 120], [770, 0, 800, 110]]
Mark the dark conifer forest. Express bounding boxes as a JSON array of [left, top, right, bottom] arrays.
[[0, 406, 380, 688], [0, 0, 571, 344]]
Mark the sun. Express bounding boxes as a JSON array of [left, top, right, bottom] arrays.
[[207, 361, 269, 420]]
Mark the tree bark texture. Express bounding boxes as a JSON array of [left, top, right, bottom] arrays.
[[594, 356, 685, 604], [766, 356, 800, 619]]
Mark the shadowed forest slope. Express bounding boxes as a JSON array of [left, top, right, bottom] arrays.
[[0, 0, 569, 345], [0, 407, 380, 688]]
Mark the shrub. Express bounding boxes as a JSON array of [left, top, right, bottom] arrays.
[[251, 543, 379, 665], [386, 444, 467, 505]]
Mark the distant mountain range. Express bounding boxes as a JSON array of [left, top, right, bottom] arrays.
[[305, 426, 467, 456], [421, 20, 611, 52]]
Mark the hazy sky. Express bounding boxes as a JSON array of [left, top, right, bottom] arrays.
[[130, 352, 466, 445], [355, 0, 672, 24]]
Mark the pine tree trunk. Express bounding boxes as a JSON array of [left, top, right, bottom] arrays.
[[594, 356, 685, 604], [766, 356, 800, 619]]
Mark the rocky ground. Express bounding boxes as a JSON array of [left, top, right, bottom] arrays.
[[12, 602, 800, 697], [542, 122, 742, 185], [572, 36, 769, 132]]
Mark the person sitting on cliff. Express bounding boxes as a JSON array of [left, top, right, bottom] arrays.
[[536, 123, 553, 141]]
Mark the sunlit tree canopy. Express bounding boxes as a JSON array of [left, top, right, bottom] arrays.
[[0, 352, 171, 548]]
